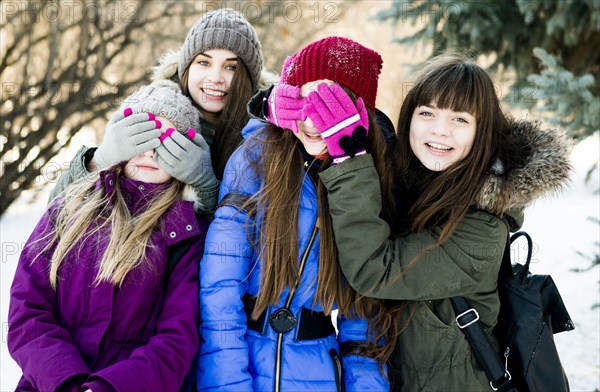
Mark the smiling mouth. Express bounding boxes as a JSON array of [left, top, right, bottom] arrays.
[[202, 88, 227, 97], [426, 142, 453, 152], [302, 129, 322, 142]]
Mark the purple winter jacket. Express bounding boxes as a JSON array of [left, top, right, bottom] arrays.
[[8, 171, 207, 392]]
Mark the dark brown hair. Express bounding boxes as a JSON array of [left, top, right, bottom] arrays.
[[237, 86, 402, 364], [181, 60, 253, 181], [395, 53, 510, 242]]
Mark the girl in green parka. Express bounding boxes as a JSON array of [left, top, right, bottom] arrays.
[[301, 53, 572, 390]]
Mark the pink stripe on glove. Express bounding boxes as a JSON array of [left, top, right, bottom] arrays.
[[265, 84, 307, 133]]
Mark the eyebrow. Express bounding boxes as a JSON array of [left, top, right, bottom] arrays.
[[197, 52, 238, 61], [422, 104, 473, 116]]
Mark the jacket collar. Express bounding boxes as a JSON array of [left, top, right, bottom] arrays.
[[96, 168, 204, 245], [159, 200, 204, 246], [199, 117, 216, 147], [97, 168, 169, 211]]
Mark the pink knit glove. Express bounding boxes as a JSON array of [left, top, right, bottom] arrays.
[[264, 83, 307, 133], [304, 83, 369, 163]]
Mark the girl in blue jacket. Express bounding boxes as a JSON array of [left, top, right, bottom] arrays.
[[197, 36, 399, 391]]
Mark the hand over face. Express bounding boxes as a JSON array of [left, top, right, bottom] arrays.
[[303, 82, 369, 162], [154, 127, 217, 189], [94, 108, 162, 169], [264, 83, 307, 133]]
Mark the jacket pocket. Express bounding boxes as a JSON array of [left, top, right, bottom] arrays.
[[419, 300, 460, 334], [329, 348, 344, 392], [398, 302, 463, 368]]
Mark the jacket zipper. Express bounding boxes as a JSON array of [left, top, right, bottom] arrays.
[[329, 349, 343, 392], [274, 219, 320, 392]]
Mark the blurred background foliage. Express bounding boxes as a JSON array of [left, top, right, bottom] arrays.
[[376, 0, 599, 140], [0, 0, 349, 215], [1, 0, 598, 219]]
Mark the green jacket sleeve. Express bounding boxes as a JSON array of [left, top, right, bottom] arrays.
[[47, 146, 95, 204], [319, 154, 507, 301]]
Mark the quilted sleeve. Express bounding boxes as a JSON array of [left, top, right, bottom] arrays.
[[196, 145, 260, 391]]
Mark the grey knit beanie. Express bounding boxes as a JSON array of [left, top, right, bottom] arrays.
[[120, 80, 201, 133], [178, 8, 263, 89]]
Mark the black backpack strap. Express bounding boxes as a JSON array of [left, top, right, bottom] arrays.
[[450, 296, 515, 391], [450, 234, 516, 392]]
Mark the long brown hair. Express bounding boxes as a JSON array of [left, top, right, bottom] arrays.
[[181, 60, 254, 181], [395, 53, 510, 242], [236, 86, 403, 364], [35, 167, 183, 289]]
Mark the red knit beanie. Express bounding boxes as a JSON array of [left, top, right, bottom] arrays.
[[280, 36, 383, 110]]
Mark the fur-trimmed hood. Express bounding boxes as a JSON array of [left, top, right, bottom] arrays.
[[152, 50, 279, 90], [477, 119, 572, 214], [152, 51, 181, 83]]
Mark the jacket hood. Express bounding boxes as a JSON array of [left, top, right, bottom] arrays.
[[152, 51, 180, 82], [152, 50, 279, 90], [477, 119, 572, 213]]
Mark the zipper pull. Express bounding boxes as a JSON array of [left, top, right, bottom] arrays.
[[503, 347, 512, 380]]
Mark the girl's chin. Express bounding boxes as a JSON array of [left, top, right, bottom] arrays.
[[304, 146, 327, 157], [198, 106, 222, 122]]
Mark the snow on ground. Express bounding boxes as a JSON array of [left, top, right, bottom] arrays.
[[521, 133, 600, 392], [1, 134, 599, 391]]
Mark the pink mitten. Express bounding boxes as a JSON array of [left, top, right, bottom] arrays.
[[304, 83, 369, 163], [265, 83, 307, 133]]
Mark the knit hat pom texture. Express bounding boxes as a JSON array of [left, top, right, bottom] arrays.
[[179, 8, 263, 89], [280, 36, 382, 110], [120, 80, 201, 133]]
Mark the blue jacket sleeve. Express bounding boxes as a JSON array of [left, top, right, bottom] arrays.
[[197, 146, 259, 391], [337, 315, 389, 391]]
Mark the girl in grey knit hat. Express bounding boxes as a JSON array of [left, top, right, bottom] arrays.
[[176, 8, 264, 181], [48, 8, 265, 215]]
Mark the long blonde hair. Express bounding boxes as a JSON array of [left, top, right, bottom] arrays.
[[38, 167, 183, 289], [238, 87, 403, 364]]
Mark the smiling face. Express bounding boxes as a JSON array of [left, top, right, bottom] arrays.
[[409, 103, 477, 171], [293, 79, 332, 157], [124, 116, 173, 184], [186, 48, 237, 123]]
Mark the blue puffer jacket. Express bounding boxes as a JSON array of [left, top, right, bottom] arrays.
[[197, 119, 388, 391]]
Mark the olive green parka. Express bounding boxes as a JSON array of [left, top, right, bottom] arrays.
[[320, 119, 571, 391]]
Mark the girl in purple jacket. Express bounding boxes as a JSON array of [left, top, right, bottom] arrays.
[[8, 81, 207, 392]]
